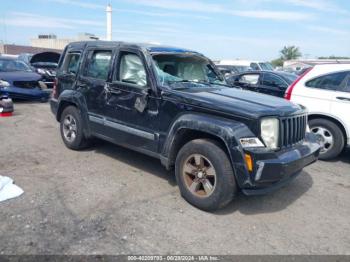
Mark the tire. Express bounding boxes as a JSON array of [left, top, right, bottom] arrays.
[[60, 106, 90, 150], [175, 139, 237, 211], [309, 118, 344, 160]]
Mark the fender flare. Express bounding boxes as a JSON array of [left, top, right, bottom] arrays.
[[56, 90, 91, 137], [161, 113, 256, 187]]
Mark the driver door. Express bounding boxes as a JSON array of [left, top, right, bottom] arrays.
[[102, 48, 161, 154]]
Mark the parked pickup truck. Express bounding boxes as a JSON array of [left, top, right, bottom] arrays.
[[50, 41, 320, 211]]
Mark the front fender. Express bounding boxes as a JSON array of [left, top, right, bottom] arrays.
[[57, 90, 91, 137], [161, 113, 256, 188]]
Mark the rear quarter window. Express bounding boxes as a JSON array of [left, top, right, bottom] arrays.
[[62, 53, 81, 75]]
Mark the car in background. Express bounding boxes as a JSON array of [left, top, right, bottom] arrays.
[[217, 60, 274, 72], [228, 70, 297, 98], [0, 56, 51, 101], [18, 52, 60, 88], [216, 65, 252, 78], [285, 64, 350, 160]]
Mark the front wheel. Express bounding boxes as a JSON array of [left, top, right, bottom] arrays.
[[175, 139, 237, 211], [309, 118, 344, 160]]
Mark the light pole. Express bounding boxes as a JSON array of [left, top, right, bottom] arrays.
[[106, 4, 112, 41]]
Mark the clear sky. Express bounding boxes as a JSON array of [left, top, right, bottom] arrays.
[[0, 0, 349, 60]]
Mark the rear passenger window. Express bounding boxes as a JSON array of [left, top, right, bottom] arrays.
[[118, 53, 147, 87], [63, 53, 81, 75], [306, 71, 348, 91], [85, 50, 112, 80]]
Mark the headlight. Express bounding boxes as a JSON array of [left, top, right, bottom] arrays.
[[0, 80, 10, 87], [261, 117, 279, 150]]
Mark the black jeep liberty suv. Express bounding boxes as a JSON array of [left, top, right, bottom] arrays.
[[50, 41, 320, 211]]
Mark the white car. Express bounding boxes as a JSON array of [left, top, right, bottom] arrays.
[[285, 64, 350, 160], [217, 60, 274, 71]]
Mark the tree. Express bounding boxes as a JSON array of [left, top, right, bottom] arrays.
[[280, 46, 302, 61], [271, 58, 284, 67]]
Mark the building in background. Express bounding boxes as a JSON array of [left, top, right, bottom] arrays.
[[284, 59, 350, 71], [30, 33, 99, 50], [0, 43, 61, 56]]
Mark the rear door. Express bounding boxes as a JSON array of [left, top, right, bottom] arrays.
[[330, 71, 350, 137], [294, 71, 349, 119], [260, 72, 288, 97], [76, 47, 114, 133]]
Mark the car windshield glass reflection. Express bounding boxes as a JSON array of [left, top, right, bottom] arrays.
[[152, 54, 228, 89], [0, 59, 32, 72]]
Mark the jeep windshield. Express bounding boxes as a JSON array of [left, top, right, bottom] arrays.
[[152, 54, 228, 89]]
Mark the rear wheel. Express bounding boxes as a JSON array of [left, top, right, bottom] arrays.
[[175, 139, 237, 211], [60, 106, 90, 150], [309, 118, 344, 160]]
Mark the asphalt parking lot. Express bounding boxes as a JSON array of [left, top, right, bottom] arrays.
[[0, 102, 349, 255]]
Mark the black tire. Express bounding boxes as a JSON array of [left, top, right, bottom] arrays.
[[175, 139, 237, 211], [309, 118, 344, 160], [60, 106, 90, 150]]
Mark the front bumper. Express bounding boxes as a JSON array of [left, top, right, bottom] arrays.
[[0, 86, 51, 101], [240, 133, 320, 195]]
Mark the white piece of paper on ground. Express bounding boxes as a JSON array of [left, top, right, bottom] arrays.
[[0, 176, 24, 202]]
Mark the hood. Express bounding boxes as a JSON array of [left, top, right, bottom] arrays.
[[164, 86, 303, 119], [0, 71, 42, 83], [30, 52, 60, 64]]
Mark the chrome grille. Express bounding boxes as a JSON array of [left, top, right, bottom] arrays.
[[280, 115, 307, 147]]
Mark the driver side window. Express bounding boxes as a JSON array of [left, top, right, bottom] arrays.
[[118, 52, 147, 87]]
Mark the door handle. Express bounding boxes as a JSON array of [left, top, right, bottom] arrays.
[[76, 83, 87, 89], [336, 97, 350, 102]]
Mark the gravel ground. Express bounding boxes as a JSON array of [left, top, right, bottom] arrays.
[[0, 102, 349, 255]]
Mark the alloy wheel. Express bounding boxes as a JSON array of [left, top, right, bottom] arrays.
[[311, 126, 334, 154], [182, 154, 217, 198], [62, 114, 77, 143]]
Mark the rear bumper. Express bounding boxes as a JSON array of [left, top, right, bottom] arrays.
[[50, 98, 59, 117], [240, 133, 320, 195]]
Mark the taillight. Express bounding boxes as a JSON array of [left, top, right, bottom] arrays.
[[284, 67, 313, 100], [52, 78, 58, 99]]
